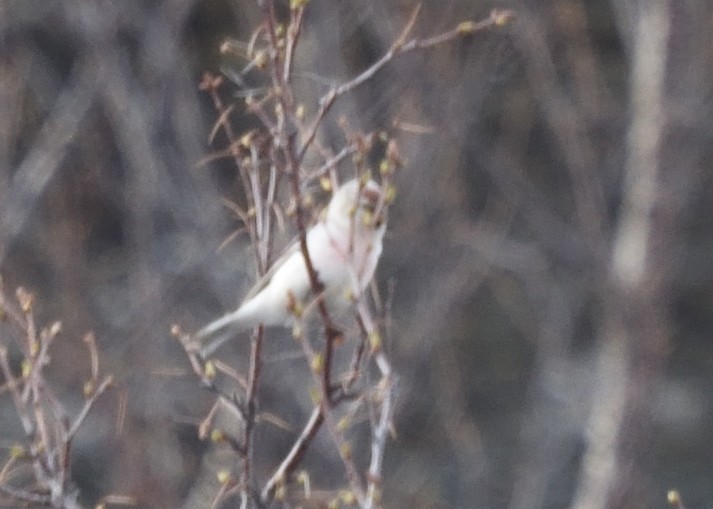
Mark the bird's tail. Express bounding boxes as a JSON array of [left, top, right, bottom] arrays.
[[191, 308, 250, 358]]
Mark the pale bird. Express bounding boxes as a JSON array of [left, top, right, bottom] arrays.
[[193, 178, 387, 357]]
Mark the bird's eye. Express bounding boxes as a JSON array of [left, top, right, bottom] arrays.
[[361, 187, 381, 205], [359, 192, 380, 213]]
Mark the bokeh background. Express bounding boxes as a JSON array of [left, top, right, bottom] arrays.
[[1, 1, 713, 508]]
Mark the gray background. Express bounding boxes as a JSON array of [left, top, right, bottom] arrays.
[[1, 1, 712, 508]]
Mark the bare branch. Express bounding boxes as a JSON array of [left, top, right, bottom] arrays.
[[260, 406, 323, 504]]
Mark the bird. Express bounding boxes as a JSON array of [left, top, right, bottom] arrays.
[[192, 178, 387, 357]]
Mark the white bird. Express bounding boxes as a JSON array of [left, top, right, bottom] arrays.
[[193, 178, 387, 357]]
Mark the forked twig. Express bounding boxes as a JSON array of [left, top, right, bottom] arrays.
[[0, 284, 116, 509]]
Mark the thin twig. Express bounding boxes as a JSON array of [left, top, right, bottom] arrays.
[[283, 6, 305, 84], [240, 327, 265, 506], [298, 8, 513, 162], [260, 406, 324, 504], [0, 483, 53, 505], [66, 376, 113, 440]]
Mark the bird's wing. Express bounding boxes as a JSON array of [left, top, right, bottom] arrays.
[[240, 235, 302, 303]]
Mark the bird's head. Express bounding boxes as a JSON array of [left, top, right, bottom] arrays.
[[326, 178, 386, 232]]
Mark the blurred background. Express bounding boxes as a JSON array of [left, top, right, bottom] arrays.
[[1, 0, 713, 508]]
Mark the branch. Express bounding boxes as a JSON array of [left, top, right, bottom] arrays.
[[66, 376, 113, 440], [297, 8, 514, 161], [0, 483, 52, 505], [260, 406, 324, 504]]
